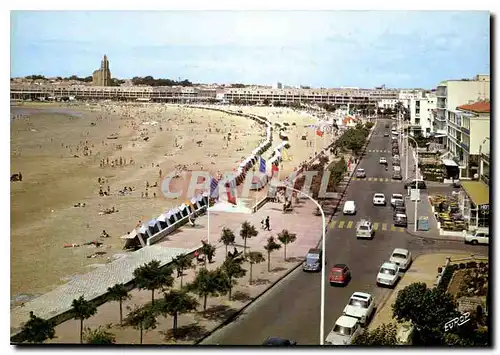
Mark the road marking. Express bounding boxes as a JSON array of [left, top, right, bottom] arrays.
[[390, 225, 396, 231], [338, 221, 345, 229], [373, 223, 379, 231], [382, 223, 388, 231], [346, 221, 353, 229], [399, 227, 405, 232], [329, 220, 337, 229]]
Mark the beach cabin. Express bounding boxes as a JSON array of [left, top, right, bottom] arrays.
[[137, 225, 150, 242], [147, 218, 160, 235], [156, 212, 169, 230], [179, 203, 191, 218], [121, 229, 146, 249]]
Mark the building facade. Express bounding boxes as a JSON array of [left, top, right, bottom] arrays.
[[92, 55, 112, 86], [398, 89, 425, 109], [408, 92, 437, 137]]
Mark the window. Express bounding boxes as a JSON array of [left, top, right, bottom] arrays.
[[392, 253, 407, 259], [333, 325, 352, 336], [380, 268, 396, 275]]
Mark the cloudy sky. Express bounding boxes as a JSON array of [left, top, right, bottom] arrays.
[[10, 11, 490, 88]]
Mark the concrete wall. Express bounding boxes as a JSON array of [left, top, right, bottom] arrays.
[[469, 118, 490, 155], [446, 80, 490, 111]]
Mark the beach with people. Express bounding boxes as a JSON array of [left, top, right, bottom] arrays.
[[10, 102, 330, 305]]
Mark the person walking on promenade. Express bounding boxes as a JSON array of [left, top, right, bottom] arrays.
[[264, 216, 271, 231]]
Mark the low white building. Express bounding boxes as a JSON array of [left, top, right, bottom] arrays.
[[407, 92, 436, 137], [377, 98, 398, 110]]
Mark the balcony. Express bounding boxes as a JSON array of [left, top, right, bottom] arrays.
[[460, 142, 470, 151], [461, 126, 470, 135], [436, 86, 447, 97]]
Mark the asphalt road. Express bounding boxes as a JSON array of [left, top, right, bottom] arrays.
[[200, 118, 488, 345]]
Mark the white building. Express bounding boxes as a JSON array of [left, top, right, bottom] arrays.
[[407, 92, 436, 137], [434, 74, 490, 146], [377, 98, 398, 110], [398, 89, 425, 109]]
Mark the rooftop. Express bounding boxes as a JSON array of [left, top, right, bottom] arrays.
[[457, 101, 490, 114]]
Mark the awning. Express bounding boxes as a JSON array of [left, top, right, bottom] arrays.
[[442, 159, 458, 167], [461, 180, 489, 206]]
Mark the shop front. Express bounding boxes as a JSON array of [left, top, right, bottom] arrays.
[[459, 180, 490, 230]]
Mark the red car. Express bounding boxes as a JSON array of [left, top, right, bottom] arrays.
[[329, 264, 351, 286]]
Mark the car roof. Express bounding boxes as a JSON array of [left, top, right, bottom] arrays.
[[308, 248, 321, 254], [392, 248, 409, 255], [392, 194, 403, 197], [395, 213, 407, 217], [333, 263, 347, 269], [358, 220, 371, 226], [357, 168, 364, 171], [374, 193, 385, 196], [263, 337, 292, 345], [351, 292, 371, 300], [336, 315, 359, 328], [344, 200, 355, 205], [380, 262, 398, 269]]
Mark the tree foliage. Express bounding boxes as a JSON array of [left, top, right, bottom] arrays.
[[131, 76, 193, 87], [352, 323, 399, 345], [219, 227, 236, 258], [201, 241, 217, 264], [83, 326, 116, 344], [21, 311, 56, 343], [133, 260, 174, 305], [220, 248, 247, 299], [277, 229, 297, 261], [172, 253, 194, 288], [71, 295, 98, 343], [186, 267, 226, 311], [264, 237, 282, 272], [240, 221, 258, 255], [124, 304, 157, 344], [246, 251, 266, 284], [107, 283, 131, 326], [155, 289, 198, 338]]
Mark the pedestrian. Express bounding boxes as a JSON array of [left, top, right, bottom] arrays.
[[264, 216, 270, 231]]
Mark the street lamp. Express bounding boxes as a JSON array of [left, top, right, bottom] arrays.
[[404, 134, 420, 232], [283, 183, 326, 345]]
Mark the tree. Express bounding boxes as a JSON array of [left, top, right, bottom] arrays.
[[172, 253, 194, 288], [277, 229, 297, 261], [71, 295, 98, 344], [392, 282, 459, 345], [201, 241, 216, 265], [263, 98, 270, 106], [107, 283, 131, 326], [21, 311, 56, 343], [124, 304, 157, 344], [221, 249, 247, 300], [352, 323, 399, 345], [83, 326, 116, 344], [264, 237, 282, 272], [186, 267, 225, 311], [246, 251, 265, 284], [155, 289, 198, 338], [240, 221, 258, 255], [219, 227, 236, 258], [133, 260, 174, 305]]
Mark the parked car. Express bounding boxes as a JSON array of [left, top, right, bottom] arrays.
[[389, 248, 412, 271], [393, 213, 408, 227], [303, 248, 323, 272], [393, 165, 401, 172], [343, 200, 356, 215], [379, 157, 387, 164], [390, 194, 404, 207], [356, 219, 374, 239], [392, 158, 400, 166], [262, 337, 297, 346], [342, 292, 375, 325], [376, 262, 400, 288], [392, 171, 403, 180], [356, 168, 366, 178], [465, 230, 490, 245], [404, 179, 427, 190], [325, 316, 363, 345], [393, 199, 405, 209], [329, 264, 351, 286], [384, 132, 389, 137], [393, 154, 400, 160], [373, 193, 386, 206], [393, 206, 406, 218]]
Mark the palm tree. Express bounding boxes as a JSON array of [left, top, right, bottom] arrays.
[[240, 221, 258, 255], [264, 237, 281, 272], [277, 229, 297, 261], [219, 227, 236, 258], [71, 295, 97, 343], [172, 253, 194, 288], [21, 311, 56, 343], [201, 241, 216, 265], [246, 251, 266, 285], [186, 267, 225, 311], [124, 304, 157, 344], [107, 283, 131, 326], [155, 290, 198, 338], [221, 249, 246, 300], [83, 326, 116, 344], [133, 259, 174, 305]]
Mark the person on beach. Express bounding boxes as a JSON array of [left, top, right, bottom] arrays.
[[264, 216, 271, 231]]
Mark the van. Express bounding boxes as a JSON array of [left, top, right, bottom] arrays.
[[404, 179, 426, 190], [343, 201, 356, 215]]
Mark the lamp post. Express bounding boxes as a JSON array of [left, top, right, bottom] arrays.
[[283, 183, 326, 345], [404, 134, 420, 232]]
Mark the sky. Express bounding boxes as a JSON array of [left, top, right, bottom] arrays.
[[10, 10, 490, 89]]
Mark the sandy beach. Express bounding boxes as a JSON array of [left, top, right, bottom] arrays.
[[10, 102, 329, 304]]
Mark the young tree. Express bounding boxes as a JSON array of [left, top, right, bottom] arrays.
[[107, 283, 131, 326], [240, 221, 258, 255], [21, 311, 56, 343], [124, 304, 157, 344], [277, 229, 297, 261], [392, 282, 460, 345], [201, 241, 217, 265], [155, 290, 199, 338], [246, 251, 265, 285], [133, 259, 174, 305], [83, 326, 116, 344], [352, 323, 399, 345], [219, 227, 236, 258], [264, 237, 282, 272], [186, 267, 225, 311], [221, 249, 247, 300], [71, 295, 98, 344], [172, 253, 194, 288]]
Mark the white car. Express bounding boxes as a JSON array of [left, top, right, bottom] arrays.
[[389, 248, 412, 271], [373, 193, 386, 206], [376, 262, 400, 288], [379, 157, 387, 164], [343, 200, 356, 215], [390, 193, 404, 207], [393, 154, 400, 160], [356, 219, 373, 239], [465, 230, 489, 245], [342, 292, 375, 325], [325, 315, 363, 345]]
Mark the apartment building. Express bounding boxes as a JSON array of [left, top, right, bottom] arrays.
[[408, 92, 437, 137], [434, 74, 490, 146], [398, 89, 425, 109], [446, 100, 490, 179], [377, 98, 399, 110], [479, 137, 490, 186]]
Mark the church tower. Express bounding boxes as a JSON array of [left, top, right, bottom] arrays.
[[92, 55, 112, 86]]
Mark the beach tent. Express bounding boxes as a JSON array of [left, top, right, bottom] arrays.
[[148, 218, 159, 235], [179, 203, 190, 217], [121, 229, 146, 249]]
